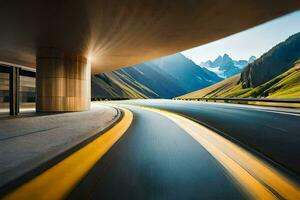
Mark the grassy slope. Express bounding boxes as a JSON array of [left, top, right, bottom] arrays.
[[180, 61, 300, 98], [107, 71, 159, 98], [241, 61, 300, 98], [180, 74, 243, 98], [92, 72, 159, 99]]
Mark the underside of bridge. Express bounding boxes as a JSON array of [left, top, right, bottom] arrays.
[[1, 0, 300, 112]]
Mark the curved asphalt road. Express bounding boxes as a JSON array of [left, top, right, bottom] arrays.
[[117, 100, 300, 178], [69, 106, 248, 200], [3, 100, 299, 199], [68, 100, 300, 199]]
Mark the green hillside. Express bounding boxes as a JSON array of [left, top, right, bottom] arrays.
[[181, 60, 300, 99], [241, 32, 300, 87], [92, 72, 159, 99], [241, 60, 300, 98], [180, 74, 241, 98]]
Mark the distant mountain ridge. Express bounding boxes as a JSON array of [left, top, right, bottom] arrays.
[[92, 53, 222, 99], [151, 53, 222, 91], [201, 54, 256, 79]]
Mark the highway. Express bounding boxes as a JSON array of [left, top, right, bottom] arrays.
[[118, 100, 300, 176], [70, 100, 300, 199], [69, 105, 248, 200], [2, 100, 300, 199]]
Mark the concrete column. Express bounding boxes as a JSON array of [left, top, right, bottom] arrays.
[[36, 48, 90, 112]]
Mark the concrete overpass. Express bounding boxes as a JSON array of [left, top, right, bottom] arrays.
[[1, 0, 300, 112]]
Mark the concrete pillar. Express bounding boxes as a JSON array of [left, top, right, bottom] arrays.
[[36, 48, 90, 112]]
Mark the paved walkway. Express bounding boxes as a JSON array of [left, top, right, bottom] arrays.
[[0, 104, 120, 188]]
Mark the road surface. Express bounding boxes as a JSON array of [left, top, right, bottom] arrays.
[[117, 100, 300, 176], [2, 100, 300, 200]]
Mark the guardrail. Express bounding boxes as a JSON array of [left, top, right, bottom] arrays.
[[91, 97, 130, 101], [174, 97, 300, 103], [173, 98, 300, 108]]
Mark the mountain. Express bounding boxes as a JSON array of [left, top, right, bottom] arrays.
[[241, 32, 300, 88], [180, 74, 241, 98], [181, 60, 300, 99], [180, 32, 300, 99], [248, 56, 256, 63], [117, 62, 188, 98], [240, 60, 300, 98], [92, 53, 222, 99], [201, 54, 256, 79], [151, 53, 222, 91], [92, 72, 159, 99]]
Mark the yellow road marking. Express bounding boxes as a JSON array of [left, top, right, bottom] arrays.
[[131, 105, 300, 200], [3, 108, 133, 200]]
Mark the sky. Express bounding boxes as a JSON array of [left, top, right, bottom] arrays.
[[182, 10, 300, 64]]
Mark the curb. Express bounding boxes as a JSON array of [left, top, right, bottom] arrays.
[[0, 107, 123, 197]]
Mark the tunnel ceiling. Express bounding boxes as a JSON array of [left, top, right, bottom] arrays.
[[0, 0, 300, 74]]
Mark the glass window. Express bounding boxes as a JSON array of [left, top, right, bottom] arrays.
[[0, 72, 9, 114], [20, 75, 35, 111]]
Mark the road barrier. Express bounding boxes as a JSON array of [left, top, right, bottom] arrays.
[[91, 97, 130, 101], [174, 97, 300, 107]]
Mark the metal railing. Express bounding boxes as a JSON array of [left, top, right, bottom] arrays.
[[174, 97, 300, 104], [91, 97, 130, 101]]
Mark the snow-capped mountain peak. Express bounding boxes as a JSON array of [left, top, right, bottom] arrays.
[[201, 54, 255, 78]]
